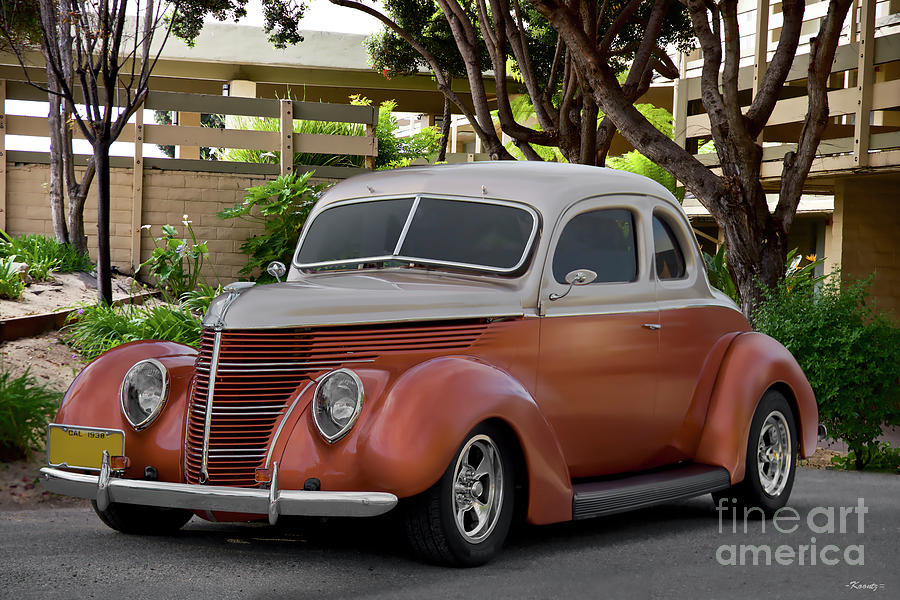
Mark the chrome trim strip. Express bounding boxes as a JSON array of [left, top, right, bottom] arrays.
[[199, 330, 222, 484], [39, 467, 398, 518], [265, 380, 316, 468], [393, 195, 421, 255]]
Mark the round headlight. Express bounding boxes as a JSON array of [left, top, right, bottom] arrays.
[[120, 359, 169, 430], [313, 369, 364, 443]]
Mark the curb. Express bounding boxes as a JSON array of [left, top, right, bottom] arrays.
[[0, 291, 160, 342]]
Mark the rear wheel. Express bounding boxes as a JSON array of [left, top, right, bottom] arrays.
[[92, 500, 193, 535], [404, 423, 515, 567], [713, 390, 798, 515]]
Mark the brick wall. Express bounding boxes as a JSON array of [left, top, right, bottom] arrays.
[[4, 162, 318, 283], [835, 175, 900, 318]]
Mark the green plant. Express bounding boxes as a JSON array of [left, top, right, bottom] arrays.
[[0, 369, 61, 459], [0, 255, 26, 300], [140, 217, 211, 302], [218, 170, 327, 281], [754, 275, 900, 470], [179, 283, 223, 316], [64, 302, 203, 360], [830, 443, 900, 473], [0, 230, 93, 278], [702, 243, 738, 303]]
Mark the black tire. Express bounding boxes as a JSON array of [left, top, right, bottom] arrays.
[[92, 500, 193, 535], [712, 390, 798, 516], [404, 423, 515, 567]]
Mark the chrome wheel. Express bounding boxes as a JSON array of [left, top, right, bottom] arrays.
[[756, 410, 792, 497], [452, 434, 504, 543]]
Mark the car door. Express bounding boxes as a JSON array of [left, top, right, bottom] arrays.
[[537, 195, 660, 478], [651, 204, 750, 463]]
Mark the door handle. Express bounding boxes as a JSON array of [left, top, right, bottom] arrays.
[[642, 323, 661, 330]]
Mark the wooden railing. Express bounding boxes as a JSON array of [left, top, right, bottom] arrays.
[[673, 0, 900, 182], [0, 79, 379, 233]]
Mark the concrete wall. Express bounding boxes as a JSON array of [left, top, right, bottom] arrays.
[[833, 174, 900, 318], [4, 162, 282, 283]]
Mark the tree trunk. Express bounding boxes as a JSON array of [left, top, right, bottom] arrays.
[[63, 108, 93, 256], [437, 96, 451, 162], [94, 142, 113, 305], [42, 43, 68, 244]]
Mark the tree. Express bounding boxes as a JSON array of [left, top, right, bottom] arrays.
[[1, 0, 306, 304], [335, 0, 692, 165], [527, 0, 852, 315]]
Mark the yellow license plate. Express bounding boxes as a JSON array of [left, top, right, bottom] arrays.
[[47, 425, 125, 470]]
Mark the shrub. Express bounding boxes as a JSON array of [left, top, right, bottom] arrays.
[[64, 302, 203, 360], [218, 170, 327, 281], [753, 275, 900, 469], [0, 369, 61, 459], [179, 283, 223, 317], [140, 217, 212, 302], [0, 255, 26, 300], [830, 442, 900, 473]]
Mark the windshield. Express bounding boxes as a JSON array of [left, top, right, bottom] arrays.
[[295, 196, 538, 274]]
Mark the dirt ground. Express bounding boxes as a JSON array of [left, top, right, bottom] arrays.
[[0, 271, 145, 320]]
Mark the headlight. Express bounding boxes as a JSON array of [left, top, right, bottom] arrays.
[[120, 359, 169, 430], [313, 369, 364, 442]]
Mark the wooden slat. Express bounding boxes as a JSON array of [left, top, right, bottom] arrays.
[[131, 104, 144, 272], [0, 79, 6, 232], [853, 0, 876, 167], [293, 132, 377, 156], [280, 99, 293, 177], [143, 122, 277, 150]]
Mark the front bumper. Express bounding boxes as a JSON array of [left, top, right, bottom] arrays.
[[39, 464, 398, 525]]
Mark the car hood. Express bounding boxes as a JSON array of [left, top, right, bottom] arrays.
[[203, 270, 527, 329]]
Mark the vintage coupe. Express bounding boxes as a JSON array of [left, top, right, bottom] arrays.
[[41, 162, 818, 566]]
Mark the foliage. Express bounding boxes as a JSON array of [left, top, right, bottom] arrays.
[[139, 217, 211, 302], [217, 95, 439, 170], [170, 1, 305, 48], [704, 246, 826, 308], [218, 171, 326, 281], [830, 443, 900, 473], [753, 275, 900, 470], [0, 369, 60, 459], [64, 302, 204, 360], [369, 97, 441, 169], [702, 244, 738, 304], [0, 231, 93, 281], [179, 283, 223, 316], [0, 255, 26, 300], [152, 110, 224, 160]]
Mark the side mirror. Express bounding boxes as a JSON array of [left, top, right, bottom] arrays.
[[267, 261, 286, 283], [549, 269, 598, 301]]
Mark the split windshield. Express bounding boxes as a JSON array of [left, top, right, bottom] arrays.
[[295, 196, 537, 274]]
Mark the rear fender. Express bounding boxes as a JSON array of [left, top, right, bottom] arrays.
[[694, 332, 817, 483]]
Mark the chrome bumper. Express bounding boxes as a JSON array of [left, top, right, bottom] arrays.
[[39, 464, 398, 525]]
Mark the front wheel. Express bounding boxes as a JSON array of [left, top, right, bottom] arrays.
[[92, 500, 193, 535], [404, 423, 515, 567], [713, 390, 798, 515]]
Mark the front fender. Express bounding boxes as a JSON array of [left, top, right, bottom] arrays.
[[55, 340, 198, 483], [694, 332, 817, 483], [276, 356, 573, 525]]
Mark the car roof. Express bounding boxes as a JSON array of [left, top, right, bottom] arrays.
[[316, 162, 681, 220]]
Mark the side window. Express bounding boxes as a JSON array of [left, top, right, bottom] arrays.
[[552, 209, 637, 284], [653, 215, 686, 280]]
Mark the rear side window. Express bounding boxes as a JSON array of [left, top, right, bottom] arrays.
[[653, 216, 686, 280], [552, 209, 637, 284]]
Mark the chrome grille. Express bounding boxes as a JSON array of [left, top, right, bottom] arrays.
[[185, 321, 488, 486]]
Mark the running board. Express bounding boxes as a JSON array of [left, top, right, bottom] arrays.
[[572, 463, 731, 520]]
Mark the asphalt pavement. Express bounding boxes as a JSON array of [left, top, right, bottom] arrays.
[[1, 468, 897, 600]]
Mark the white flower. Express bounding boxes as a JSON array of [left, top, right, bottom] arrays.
[[140, 224, 152, 230]]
